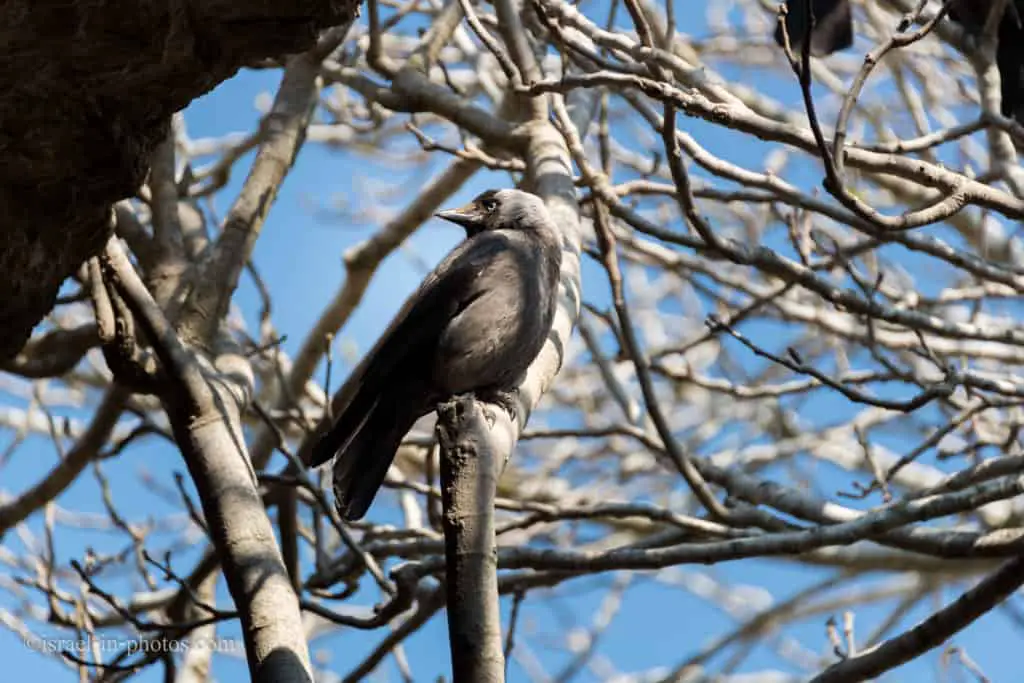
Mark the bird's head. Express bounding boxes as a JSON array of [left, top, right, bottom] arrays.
[[435, 189, 549, 238]]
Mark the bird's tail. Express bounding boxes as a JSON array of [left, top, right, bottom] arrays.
[[313, 394, 421, 521]]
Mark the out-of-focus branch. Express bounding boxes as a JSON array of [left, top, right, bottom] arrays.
[[322, 64, 524, 150], [0, 324, 98, 378], [181, 26, 353, 343], [559, 93, 730, 520], [810, 555, 1024, 682], [0, 386, 128, 534], [172, 571, 219, 683]]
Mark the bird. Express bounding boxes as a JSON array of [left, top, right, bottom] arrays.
[[772, 0, 1024, 122], [309, 189, 563, 521]]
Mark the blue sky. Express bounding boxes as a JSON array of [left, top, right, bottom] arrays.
[[2, 0, 1022, 680]]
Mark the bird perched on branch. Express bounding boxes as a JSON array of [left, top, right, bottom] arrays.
[[774, 0, 1024, 123], [309, 189, 563, 520]]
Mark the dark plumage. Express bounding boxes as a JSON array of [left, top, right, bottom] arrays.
[[951, 0, 1024, 122], [774, 0, 853, 57], [773, 0, 1024, 122], [309, 189, 563, 520]]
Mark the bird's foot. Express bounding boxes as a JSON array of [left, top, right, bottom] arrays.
[[477, 387, 520, 428]]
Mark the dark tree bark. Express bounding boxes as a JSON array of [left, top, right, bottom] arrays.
[[0, 0, 357, 360]]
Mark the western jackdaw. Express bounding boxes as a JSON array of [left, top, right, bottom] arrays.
[[309, 189, 563, 520]]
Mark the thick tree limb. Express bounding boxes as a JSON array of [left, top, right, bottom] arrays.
[[102, 236, 314, 682], [0, 0, 357, 360], [436, 397, 509, 682]]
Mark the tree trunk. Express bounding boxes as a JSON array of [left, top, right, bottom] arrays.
[[0, 0, 357, 358]]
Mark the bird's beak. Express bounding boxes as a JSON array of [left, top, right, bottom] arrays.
[[435, 202, 483, 230]]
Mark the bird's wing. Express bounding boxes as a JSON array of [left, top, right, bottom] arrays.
[[309, 234, 508, 467]]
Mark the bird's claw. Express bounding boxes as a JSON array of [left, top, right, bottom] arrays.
[[479, 388, 519, 428]]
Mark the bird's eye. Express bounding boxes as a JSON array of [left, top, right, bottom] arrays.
[[481, 199, 497, 212]]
